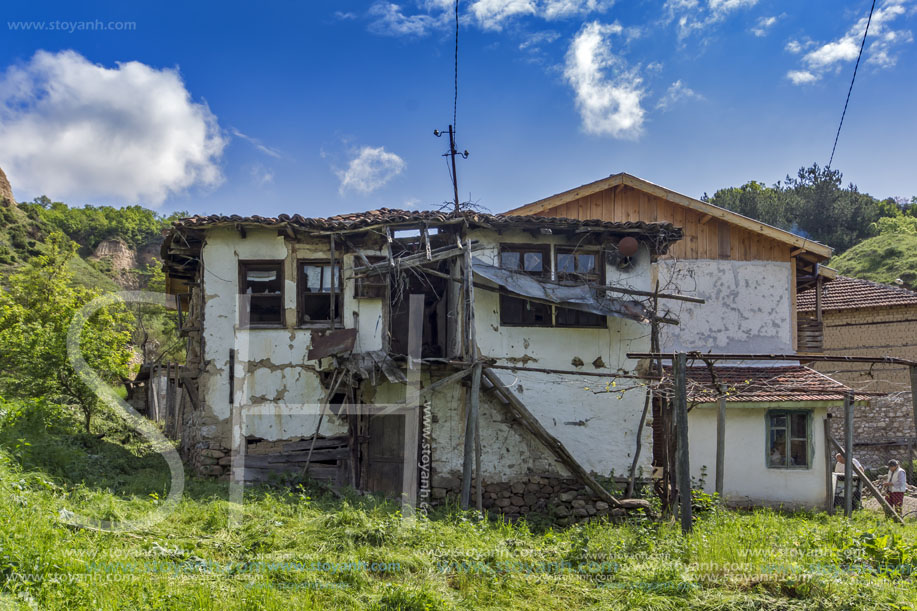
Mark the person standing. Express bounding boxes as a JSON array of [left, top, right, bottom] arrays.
[[882, 459, 907, 515]]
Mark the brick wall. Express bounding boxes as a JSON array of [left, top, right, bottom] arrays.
[[813, 303, 917, 470]]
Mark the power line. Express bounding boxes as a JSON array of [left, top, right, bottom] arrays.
[[453, 0, 459, 131], [828, 0, 877, 169]]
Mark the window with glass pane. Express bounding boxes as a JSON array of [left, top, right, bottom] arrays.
[[556, 248, 606, 328], [499, 246, 551, 326], [239, 261, 284, 326], [299, 261, 342, 324], [767, 410, 810, 468]]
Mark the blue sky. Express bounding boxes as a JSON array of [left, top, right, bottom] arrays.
[[0, 0, 915, 217]]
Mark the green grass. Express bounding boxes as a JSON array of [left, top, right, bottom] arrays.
[[832, 232, 917, 289], [1, 398, 916, 610]]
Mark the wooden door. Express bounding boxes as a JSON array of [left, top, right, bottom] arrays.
[[365, 414, 405, 498]]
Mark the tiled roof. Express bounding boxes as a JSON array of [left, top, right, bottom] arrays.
[[797, 275, 917, 312], [173, 208, 682, 243], [662, 365, 860, 404]]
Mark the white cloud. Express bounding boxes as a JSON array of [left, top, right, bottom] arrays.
[[785, 39, 805, 54], [469, 0, 536, 30], [250, 163, 274, 186], [519, 30, 560, 50], [663, 0, 758, 41], [367, 2, 447, 36], [788, 0, 913, 85], [542, 0, 614, 20], [786, 70, 818, 85], [563, 21, 645, 139], [336, 146, 406, 194], [751, 14, 780, 37], [368, 0, 613, 35], [0, 50, 225, 205], [655, 80, 703, 110], [230, 128, 282, 159]]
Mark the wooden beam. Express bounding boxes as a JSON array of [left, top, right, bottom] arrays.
[[911, 366, 917, 445], [472, 364, 483, 512], [626, 352, 917, 366], [673, 352, 693, 533], [715, 393, 726, 497], [504, 174, 624, 217], [830, 435, 905, 524], [699, 214, 713, 225], [482, 368, 654, 513], [844, 392, 854, 517], [824, 416, 835, 514]]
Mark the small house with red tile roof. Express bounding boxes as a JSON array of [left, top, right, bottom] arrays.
[[798, 275, 917, 468]]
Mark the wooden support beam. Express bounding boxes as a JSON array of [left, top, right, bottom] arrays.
[[910, 366, 917, 445], [472, 364, 483, 512], [844, 392, 854, 517], [480, 368, 656, 512], [715, 393, 726, 497], [699, 214, 713, 225], [673, 352, 693, 533], [830, 435, 905, 524], [626, 352, 917, 366], [824, 416, 835, 515]]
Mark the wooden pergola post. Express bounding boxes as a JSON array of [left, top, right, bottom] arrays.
[[843, 392, 854, 518], [715, 391, 726, 497], [673, 352, 692, 533]]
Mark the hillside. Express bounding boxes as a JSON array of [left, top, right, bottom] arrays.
[[0, 167, 179, 291], [831, 232, 917, 289]]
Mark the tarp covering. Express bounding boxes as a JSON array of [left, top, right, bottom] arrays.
[[471, 258, 651, 323]]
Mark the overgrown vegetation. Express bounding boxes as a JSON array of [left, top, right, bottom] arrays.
[[0, 397, 915, 610], [19, 196, 185, 251], [0, 233, 134, 432]]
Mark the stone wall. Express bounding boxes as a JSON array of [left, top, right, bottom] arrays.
[[431, 475, 639, 524], [828, 393, 915, 471]]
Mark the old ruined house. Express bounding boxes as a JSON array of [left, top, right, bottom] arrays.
[[160, 209, 682, 519], [507, 172, 864, 508], [798, 276, 917, 470]]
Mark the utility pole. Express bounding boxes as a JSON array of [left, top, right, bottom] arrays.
[[434, 125, 468, 213]]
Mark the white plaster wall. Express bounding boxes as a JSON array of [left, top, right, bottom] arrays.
[[657, 260, 794, 354], [372, 375, 565, 480], [200, 227, 385, 441], [687, 405, 829, 508], [469, 228, 655, 477]]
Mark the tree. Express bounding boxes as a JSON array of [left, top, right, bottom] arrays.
[[707, 181, 792, 229], [0, 233, 134, 432]]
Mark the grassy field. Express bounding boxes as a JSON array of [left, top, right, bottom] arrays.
[[1, 398, 916, 610]]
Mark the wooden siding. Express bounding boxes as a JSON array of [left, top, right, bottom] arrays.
[[540, 185, 791, 262]]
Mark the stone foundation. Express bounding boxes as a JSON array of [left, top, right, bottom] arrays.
[[430, 474, 639, 524]]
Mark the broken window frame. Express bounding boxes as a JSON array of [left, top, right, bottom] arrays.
[[765, 409, 812, 469], [238, 260, 285, 328], [498, 244, 552, 327], [354, 256, 387, 299], [298, 259, 343, 327], [554, 247, 607, 328]]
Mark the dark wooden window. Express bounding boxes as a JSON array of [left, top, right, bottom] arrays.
[[767, 410, 811, 469], [354, 257, 387, 299], [498, 245, 551, 326], [555, 248, 606, 328], [298, 261, 342, 325], [239, 261, 284, 327]]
